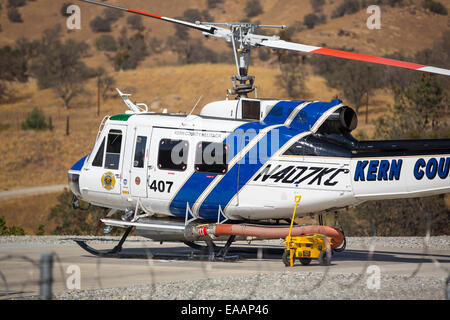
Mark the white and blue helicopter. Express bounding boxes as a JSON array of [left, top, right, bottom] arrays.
[[69, 0, 450, 258]]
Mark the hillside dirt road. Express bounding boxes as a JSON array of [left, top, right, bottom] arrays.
[[0, 185, 68, 202]]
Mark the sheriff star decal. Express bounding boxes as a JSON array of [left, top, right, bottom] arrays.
[[101, 172, 116, 190]]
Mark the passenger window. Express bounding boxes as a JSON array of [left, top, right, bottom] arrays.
[[92, 138, 105, 167], [195, 142, 228, 174], [158, 139, 189, 171], [133, 136, 147, 168], [105, 129, 122, 170]]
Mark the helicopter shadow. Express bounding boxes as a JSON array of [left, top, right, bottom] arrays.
[[76, 240, 450, 265], [331, 248, 450, 265]]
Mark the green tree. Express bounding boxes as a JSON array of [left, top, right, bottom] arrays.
[[374, 74, 448, 139], [108, 28, 149, 71], [36, 224, 45, 235], [309, 53, 384, 114], [0, 44, 28, 102], [96, 67, 116, 100], [49, 189, 110, 235], [276, 53, 309, 99], [31, 38, 95, 109]]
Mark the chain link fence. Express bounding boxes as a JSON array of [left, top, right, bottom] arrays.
[[0, 210, 449, 300]]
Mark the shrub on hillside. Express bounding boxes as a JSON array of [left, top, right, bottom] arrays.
[[0, 216, 25, 235], [60, 3, 74, 17], [245, 0, 263, 18], [21, 107, 49, 130], [331, 0, 361, 19], [303, 13, 326, 29], [90, 16, 112, 33], [103, 7, 124, 22], [422, 0, 448, 15], [183, 8, 203, 22], [7, 0, 26, 8], [310, 0, 325, 12], [383, 0, 404, 6], [149, 37, 163, 54], [207, 0, 223, 9], [127, 15, 144, 31], [95, 34, 117, 52], [7, 7, 23, 22]]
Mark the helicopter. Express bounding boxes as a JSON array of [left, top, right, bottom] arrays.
[[69, 0, 450, 259]]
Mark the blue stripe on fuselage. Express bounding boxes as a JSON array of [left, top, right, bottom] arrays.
[[196, 100, 342, 219], [169, 100, 342, 218], [197, 126, 298, 218], [290, 99, 342, 130], [263, 100, 308, 124], [169, 121, 270, 216], [70, 155, 88, 172]]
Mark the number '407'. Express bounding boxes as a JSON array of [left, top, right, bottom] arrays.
[[149, 180, 173, 193]]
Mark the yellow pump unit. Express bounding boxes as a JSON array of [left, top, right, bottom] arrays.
[[282, 196, 332, 267]]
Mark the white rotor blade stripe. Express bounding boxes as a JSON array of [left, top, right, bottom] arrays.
[[261, 39, 450, 76]]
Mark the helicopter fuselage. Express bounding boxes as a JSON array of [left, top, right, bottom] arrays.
[[68, 98, 450, 222]]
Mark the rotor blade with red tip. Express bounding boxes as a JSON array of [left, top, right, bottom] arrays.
[[79, 0, 216, 34], [260, 39, 450, 76]]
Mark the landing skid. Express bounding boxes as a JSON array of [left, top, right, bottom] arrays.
[[75, 226, 133, 257], [75, 229, 240, 261]]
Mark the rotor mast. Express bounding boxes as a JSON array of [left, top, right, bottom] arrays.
[[198, 22, 285, 97]]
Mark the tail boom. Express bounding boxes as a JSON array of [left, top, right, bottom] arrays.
[[351, 154, 450, 200]]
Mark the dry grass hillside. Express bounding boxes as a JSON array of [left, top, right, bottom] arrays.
[[1, 0, 449, 68], [0, 0, 448, 234]]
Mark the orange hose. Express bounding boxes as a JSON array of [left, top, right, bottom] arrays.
[[210, 224, 344, 249]]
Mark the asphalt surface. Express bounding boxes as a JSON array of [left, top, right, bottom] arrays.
[[0, 236, 449, 300]]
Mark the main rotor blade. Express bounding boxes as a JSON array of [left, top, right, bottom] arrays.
[[260, 39, 450, 76], [78, 0, 216, 34]]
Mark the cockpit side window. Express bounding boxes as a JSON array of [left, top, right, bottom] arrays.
[[92, 138, 105, 167], [133, 136, 147, 168], [105, 129, 122, 170]]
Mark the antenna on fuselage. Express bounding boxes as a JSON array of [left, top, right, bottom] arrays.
[[116, 88, 148, 113], [187, 96, 203, 117]]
